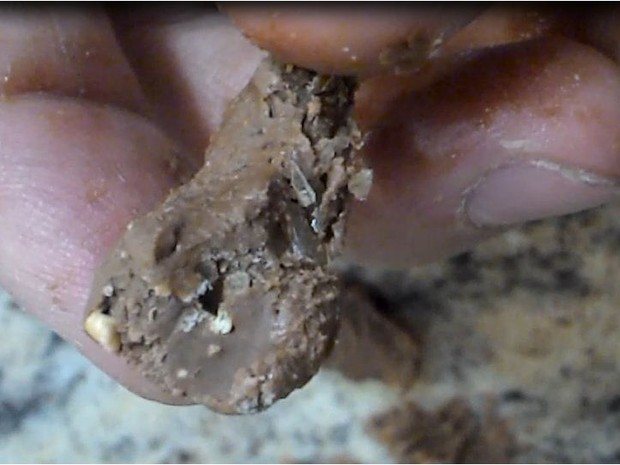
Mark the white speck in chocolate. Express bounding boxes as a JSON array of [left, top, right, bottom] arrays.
[[207, 344, 222, 357], [209, 309, 233, 335], [153, 282, 172, 297], [102, 284, 114, 298], [196, 279, 213, 297], [290, 160, 317, 207], [348, 168, 374, 201], [179, 308, 208, 333]]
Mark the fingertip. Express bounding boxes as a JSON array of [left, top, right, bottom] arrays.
[[0, 6, 146, 113], [0, 97, 195, 404], [440, 5, 560, 55], [224, 4, 481, 76]]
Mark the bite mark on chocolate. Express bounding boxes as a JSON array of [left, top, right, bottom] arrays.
[[84, 58, 367, 414]]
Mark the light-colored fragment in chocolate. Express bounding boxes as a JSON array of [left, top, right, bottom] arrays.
[[348, 168, 373, 201], [209, 309, 233, 335], [84, 312, 121, 353]]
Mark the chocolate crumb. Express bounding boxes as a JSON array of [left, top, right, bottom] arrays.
[[367, 398, 517, 463]]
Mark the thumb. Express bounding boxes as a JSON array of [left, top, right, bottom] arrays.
[[224, 7, 620, 267], [346, 37, 620, 266], [225, 5, 620, 267]]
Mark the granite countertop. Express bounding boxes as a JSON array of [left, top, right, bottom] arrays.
[[3, 202, 620, 463]]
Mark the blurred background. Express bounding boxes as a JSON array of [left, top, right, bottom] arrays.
[[3, 202, 620, 463]]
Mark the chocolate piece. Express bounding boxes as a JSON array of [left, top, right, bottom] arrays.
[[368, 399, 477, 463], [84, 58, 366, 414], [325, 285, 421, 389], [367, 398, 516, 463]]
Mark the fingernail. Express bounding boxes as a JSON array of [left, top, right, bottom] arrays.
[[465, 161, 618, 227]]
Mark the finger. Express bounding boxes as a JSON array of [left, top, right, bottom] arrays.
[[0, 6, 193, 403], [222, 4, 565, 134], [0, 96, 193, 404], [573, 6, 620, 64], [440, 4, 559, 55], [109, 6, 264, 155], [352, 3, 561, 131], [344, 38, 620, 267], [0, 5, 145, 112], [224, 4, 482, 76]]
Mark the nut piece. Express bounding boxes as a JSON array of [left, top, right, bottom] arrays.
[[84, 312, 121, 353], [84, 57, 369, 414]]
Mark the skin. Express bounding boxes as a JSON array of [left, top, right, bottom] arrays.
[[2, 4, 620, 404]]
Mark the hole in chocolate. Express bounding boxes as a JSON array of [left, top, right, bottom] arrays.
[[100, 295, 112, 315], [319, 173, 328, 188], [154, 223, 183, 263], [198, 278, 224, 316]]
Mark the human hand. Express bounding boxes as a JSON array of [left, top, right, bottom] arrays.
[[2, 5, 619, 403], [226, 4, 620, 265]]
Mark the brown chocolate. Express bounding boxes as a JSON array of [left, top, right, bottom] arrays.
[[367, 398, 516, 463], [84, 58, 369, 414], [325, 285, 421, 390]]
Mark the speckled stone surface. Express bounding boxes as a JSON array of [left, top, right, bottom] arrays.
[[0, 291, 395, 463], [3, 202, 620, 463]]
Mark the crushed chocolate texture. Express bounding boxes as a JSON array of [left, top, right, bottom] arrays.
[[85, 58, 367, 414]]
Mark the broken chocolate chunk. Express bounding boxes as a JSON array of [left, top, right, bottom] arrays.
[[84, 57, 367, 414], [367, 398, 517, 463], [325, 285, 421, 390]]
